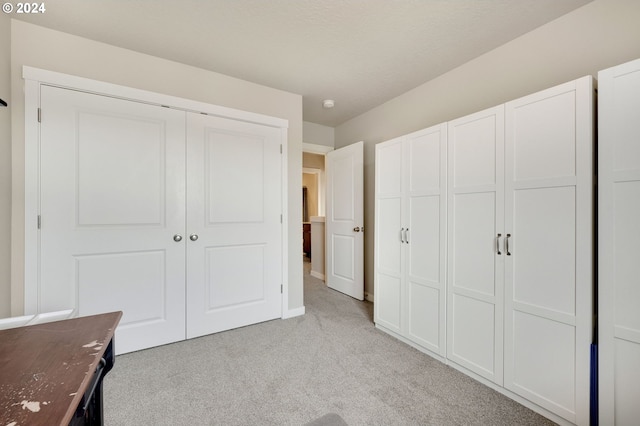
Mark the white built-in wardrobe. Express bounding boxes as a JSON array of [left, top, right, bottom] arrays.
[[598, 58, 640, 425], [375, 76, 594, 425]]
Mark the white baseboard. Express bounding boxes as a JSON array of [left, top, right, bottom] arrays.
[[282, 306, 305, 319], [310, 270, 325, 280]]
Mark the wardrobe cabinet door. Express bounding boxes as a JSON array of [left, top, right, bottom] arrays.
[[447, 106, 505, 385], [504, 76, 593, 425], [374, 138, 404, 333], [404, 125, 447, 356], [599, 59, 640, 426]]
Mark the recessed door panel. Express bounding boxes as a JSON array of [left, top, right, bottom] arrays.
[[511, 91, 576, 181], [450, 294, 496, 377], [407, 130, 441, 192], [39, 85, 186, 354], [206, 244, 266, 309], [612, 70, 640, 172], [451, 192, 496, 297], [206, 130, 265, 224], [376, 274, 402, 332], [613, 181, 640, 331], [511, 311, 576, 418], [450, 114, 498, 188], [614, 339, 640, 424], [376, 197, 402, 275], [77, 112, 165, 226], [513, 186, 576, 315], [376, 139, 403, 196], [408, 282, 440, 350], [408, 195, 440, 284]]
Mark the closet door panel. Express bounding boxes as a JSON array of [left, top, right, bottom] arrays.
[[39, 86, 187, 354], [186, 114, 283, 339]]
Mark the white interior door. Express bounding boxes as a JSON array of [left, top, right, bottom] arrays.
[[326, 141, 364, 300], [39, 85, 187, 354], [185, 113, 283, 339]]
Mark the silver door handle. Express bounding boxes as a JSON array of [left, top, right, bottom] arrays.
[[496, 233, 502, 255], [189, 234, 199, 242], [353, 227, 360, 232], [405, 228, 409, 244], [173, 234, 183, 242], [400, 228, 405, 243], [506, 234, 511, 256]]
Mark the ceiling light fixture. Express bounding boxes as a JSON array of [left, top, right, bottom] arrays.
[[322, 99, 335, 109]]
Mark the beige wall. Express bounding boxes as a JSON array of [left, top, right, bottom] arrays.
[[303, 152, 325, 170], [0, 15, 11, 318], [303, 121, 334, 147], [302, 173, 319, 219], [9, 20, 303, 316], [335, 0, 640, 299]]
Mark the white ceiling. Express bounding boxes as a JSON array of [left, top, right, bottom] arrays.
[[13, 0, 592, 127]]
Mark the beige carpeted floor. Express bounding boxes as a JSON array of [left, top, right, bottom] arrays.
[[104, 259, 556, 425]]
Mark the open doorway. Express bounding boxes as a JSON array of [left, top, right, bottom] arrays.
[[302, 144, 332, 281]]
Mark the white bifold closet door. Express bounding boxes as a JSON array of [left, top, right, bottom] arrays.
[[39, 85, 283, 353], [40, 85, 187, 353]]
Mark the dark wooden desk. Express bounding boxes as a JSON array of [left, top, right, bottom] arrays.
[[0, 311, 122, 426]]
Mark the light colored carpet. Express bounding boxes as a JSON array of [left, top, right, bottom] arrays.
[[104, 260, 556, 425]]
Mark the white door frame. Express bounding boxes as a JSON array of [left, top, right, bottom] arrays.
[[20, 66, 290, 317]]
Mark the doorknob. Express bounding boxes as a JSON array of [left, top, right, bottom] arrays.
[[353, 227, 360, 232], [173, 234, 183, 242], [189, 234, 199, 242]]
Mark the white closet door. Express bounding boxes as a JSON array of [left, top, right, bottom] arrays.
[[374, 137, 404, 334], [504, 77, 593, 425], [599, 59, 640, 426], [447, 106, 505, 384], [405, 124, 447, 356], [185, 113, 283, 339], [39, 85, 187, 354]]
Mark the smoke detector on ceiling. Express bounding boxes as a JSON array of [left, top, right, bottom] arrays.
[[322, 99, 335, 109]]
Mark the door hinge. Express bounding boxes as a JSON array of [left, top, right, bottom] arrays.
[[37, 108, 41, 123], [281, 284, 283, 294], [280, 144, 283, 154], [280, 214, 283, 223], [37, 215, 41, 229]]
